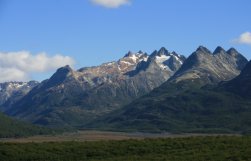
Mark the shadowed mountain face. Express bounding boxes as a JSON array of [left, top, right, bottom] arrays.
[[87, 48, 251, 134], [6, 48, 186, 127], [221, 60, 251, 99]]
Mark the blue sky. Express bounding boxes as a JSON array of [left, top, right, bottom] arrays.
[[0, 0, 251, 81]]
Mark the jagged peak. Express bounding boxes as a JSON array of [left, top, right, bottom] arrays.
[[51, 65, 74, 79], [42, 65, 74, 89], [158, 47, 169, 55], [58, 65, 73, 72], [149, 47, 170, 58], [226, 47, 239, 55], [213, 46, 226, 55], [196, 46, 212, 54], [171, 51, 178, 55], [170, 51, 182, 58], [123, 50, 147, 58], [138, 50, 144, 54], [159, 47, 168, 51], [124, 51, 134, 57]]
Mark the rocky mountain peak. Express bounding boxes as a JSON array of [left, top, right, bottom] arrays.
[[170, 51, 178, 56], [56, 65, 73, 75], [150, 48, 184, 70], [170, 46, 248, 85], [125, 48, 186, 77], [123, 51, 148, 60], [124, 51, 134, 57], [196, 46, 212, 54], [226, 48, 239, 56], [149, 47, 170, 58], [158, 47, 169, 55], [43, 65, 75, 88], [120, 51, 148, 68], [213, 46, 226, 55], [225, 48, 248, 70]]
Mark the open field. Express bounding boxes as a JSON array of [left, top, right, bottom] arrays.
[[0, 131, 145, 143], [0, 136, 250, 161], [0, 130, 241, 143]]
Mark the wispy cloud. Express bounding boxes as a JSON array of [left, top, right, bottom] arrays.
[[0, 51, 75, 82], [233, 32, 251, 45], [90, 0, 131, 8]]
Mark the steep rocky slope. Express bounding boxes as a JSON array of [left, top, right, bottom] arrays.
[[221, 59, 251, 98]]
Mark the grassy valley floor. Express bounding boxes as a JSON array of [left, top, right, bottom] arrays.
[[0, 135, 250, 161]]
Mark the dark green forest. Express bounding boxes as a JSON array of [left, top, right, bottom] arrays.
[[0, 112, 61, 138], [0, 136, 250, 161]]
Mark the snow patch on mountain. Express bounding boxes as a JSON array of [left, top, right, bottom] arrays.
[[0, 81, 39, 108]]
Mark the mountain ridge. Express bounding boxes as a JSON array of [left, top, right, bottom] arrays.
[[5, 47, 186, 128], [169, 46, 248, 85], [85, 47, 251, 134], [0, 81, 39, 112], [1, 46, 250, 134]]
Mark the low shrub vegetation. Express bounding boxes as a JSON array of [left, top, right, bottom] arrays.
[[0, 136, 250, 161]]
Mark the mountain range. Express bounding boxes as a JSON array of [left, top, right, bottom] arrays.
[[0, 46, 250, 135], [169, 46, 247, 85], [2, 47, 186, 128], [87, 46, 251, 134]]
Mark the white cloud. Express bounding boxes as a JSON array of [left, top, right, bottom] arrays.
[[0, 68, 28, 83], [91, 0, 131, 8], [0, 51, 75, 82], [233, 32, 251, 45]]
